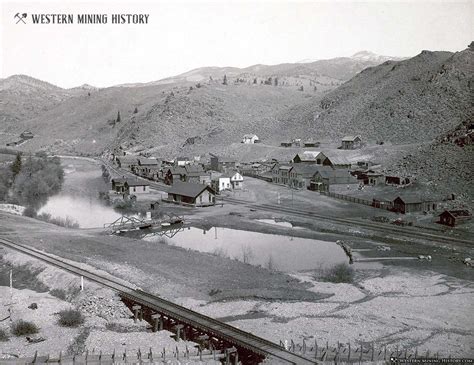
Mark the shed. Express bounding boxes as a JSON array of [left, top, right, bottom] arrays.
[[242, 134, 259, 144], [341, 135, 362, 150], [438, 210, 472, 227]]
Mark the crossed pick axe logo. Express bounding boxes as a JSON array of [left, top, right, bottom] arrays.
[[14, 13, 27, 24]]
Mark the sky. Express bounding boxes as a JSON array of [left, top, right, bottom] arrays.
[[1, 0, 472, 88]]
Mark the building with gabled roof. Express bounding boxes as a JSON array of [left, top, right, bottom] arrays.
[[242, 134, 259, 144], [341, 135, 362, 150], [292, 151, 331, 165], [166, 182, 215, 207], [438, 210, 472, 227], [310, 169, 359, 192]]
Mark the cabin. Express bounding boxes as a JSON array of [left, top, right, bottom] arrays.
[[116, 155, 139, 170], [367, 172, 385, 186], [280, 141, 292, 147], [166, 182, 216, 207], [124, 180, 150, 195], [438, 210, 472, 227], [228, 171, 244, 190], [186, 171, 211, 185], [132, 158, 159, 176], [310, 169, 358, 192], [111, 177, 128, 193], [385, 175, 412, 187], [209, 155, 237, 172], [292, 138, 301, 147], [242, 134, 259, 144], [211, 175, 232, 193], [392, 195, 437, 214], [292, 151, 331, 165], [372, 196, 394, 210], [341, 135, 362, 150]]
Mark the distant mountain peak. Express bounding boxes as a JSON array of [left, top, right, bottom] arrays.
[[351, 50, 402, 62]]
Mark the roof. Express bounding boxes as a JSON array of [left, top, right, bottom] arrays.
[[111, 178, 127, 184], [291, 164, 332, 176], [393, 195, 423, 204], [440, 210, 472, 218], [342, 135, 361, 142], [326, 155, 352, 165], [117, 155, 139, 164], [279, 165, 293, 170], [187, 171, 209, 177], [125, 180, 150, 187], [314, 169, 358, 184], [168, 182, 214, 198], [176, 156, 190, 161], [243, 134, 258, 138], [294, 151, 326, 162], [137, 157, 159, 166]]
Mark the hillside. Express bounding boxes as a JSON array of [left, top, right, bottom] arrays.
[[280, 47, 473, 144], [0, 75, 73, 131]]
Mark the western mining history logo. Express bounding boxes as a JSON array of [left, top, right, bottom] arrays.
[[14, 13, 150, 24]]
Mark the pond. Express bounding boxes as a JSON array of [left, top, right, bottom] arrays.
[[38, 158, 121, 228], [145, 227, 348, 272]]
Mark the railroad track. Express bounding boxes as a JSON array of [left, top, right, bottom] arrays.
[[220, 197, 473, 246], [0, 237, 315, 365]]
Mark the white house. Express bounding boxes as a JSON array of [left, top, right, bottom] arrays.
[[211, 176, 231, 193], [228, 171, 244, 190], [176, 157, 191, 166], [124, 180, 150, 195], [242, 134, 259, 144]]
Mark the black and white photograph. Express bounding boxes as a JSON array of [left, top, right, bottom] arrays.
[[0, 0, 473, 363]]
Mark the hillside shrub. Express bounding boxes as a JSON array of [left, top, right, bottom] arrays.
[[50, 288, 67, 300], [0, 328, 9, 342], [58, 309, 84, 327], [320, 263, 354, 283], [11, 320, 39, 336]]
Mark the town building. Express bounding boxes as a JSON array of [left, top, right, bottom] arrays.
[[211, 175, 232, 193], [385, 175, 412, 187], [438, 210, 472, 227], [304, 140, 320, 147], [124, 180, 150, 195], [392, 195, 437, 214], [166, 182, 216, 207], [310, 169, 359, 192], [176, 157, 191, 166], [280, 141, 292, 147], [228, 171, 244, 190], [272, 165, 292, 185], [289, 165, 331, 189], [209, 155, 237, 172], [367, 172, 385, 186], [116, 155, 139, 170], [292, 151, 331, 165], [242, 134, 260, 144], [341, 135, 362, 150], [111, 177, 128, 193]]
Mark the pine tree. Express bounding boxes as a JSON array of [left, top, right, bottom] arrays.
[[116, 111, 121, 123], [133, 107, 138, 114], [223, 75, 227, 85], [253, 78, 257, 84], [11, 152, 22, 177]]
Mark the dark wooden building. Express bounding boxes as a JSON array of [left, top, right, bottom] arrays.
[[438, 210, 472, 227], [166, 182, 216, 207]]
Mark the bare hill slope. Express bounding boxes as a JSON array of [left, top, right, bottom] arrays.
[[281, 47, 473, 144]]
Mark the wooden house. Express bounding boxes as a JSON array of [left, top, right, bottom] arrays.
[[367, 172, 385, 186], [292, 151, 331, 165], [289, 165, 331, 189], [186, 171, 211, 185], [392, 195, 437, 214], [438, 210, 472, 227], [280, 141, 292, 147], [164, 167, 187, 185], [272, 164, 292, 185], [124, 180, 150, 195], [304, 140, 320, 147], [385, 175, 412, 187], [310, 169, 359, 192], [209, 155, 236, 172], [116, 155, 139, 170], [228, 171, 244, 190], [242, 134, 259, 144], [211, 175, 232, 193], [341, 135, 362, 150], [111, 177, 128, 193], [166, 182, 215, 207], [176, 157, 191, 166]]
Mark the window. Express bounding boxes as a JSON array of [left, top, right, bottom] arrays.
[[133, 187, 136, 192], [143, 186, 146, 191]]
